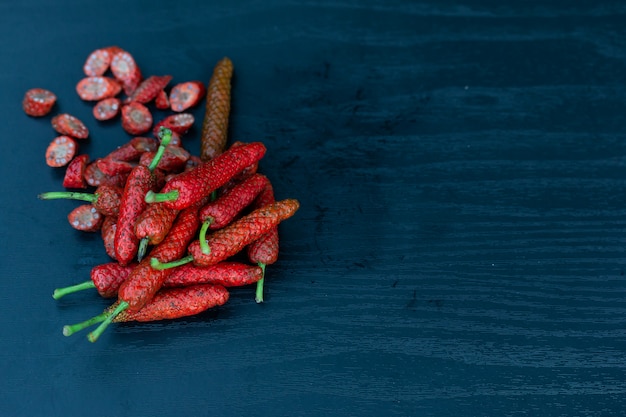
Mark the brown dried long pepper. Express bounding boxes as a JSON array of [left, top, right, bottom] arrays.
[[200, 57, 233, 161]]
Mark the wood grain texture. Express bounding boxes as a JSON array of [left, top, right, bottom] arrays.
[[2, 1, 626, 416]]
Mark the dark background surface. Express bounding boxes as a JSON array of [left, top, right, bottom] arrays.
[[2, 1, 626, 416]]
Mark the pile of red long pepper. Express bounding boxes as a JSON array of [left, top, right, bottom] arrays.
[[28, 47, 299, 342]]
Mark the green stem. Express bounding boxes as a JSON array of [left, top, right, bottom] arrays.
[[255, 262, 267, 303], [87, 301, 129, 343], [63, 313, 108, 336], [145, 189, 179, 203], [53, 280, 96, 300], [38, 191, 96, 203], [150, 255, 194, 270], [137, 237, 149, 262], [198, 219, 213, 255], [210, 190, 218, 202], [157, 126, 172, 142], [147, 127, 172, 172]]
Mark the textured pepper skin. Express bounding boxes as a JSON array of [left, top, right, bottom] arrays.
[[163, 262, 263, 288], [126, 75, 172, 104], [188, 198, 299, 267], [84, 159, 130, 188], [247, 181, 280, 266], [105, 137, 158, 162], [199, 173, 269, 230], [91, 262, 136, 298], [119, 201, 204, 312], [155, 89, 169, 109], [216, 141, 259, 196], [114, 165, 153, 265], [92, 184, 123, 217], [153, 113, 194, 137], [116, 261, 167, 312], [139, 145, 190, 173], [149, 201, 204, 262], [111, 284, 229, 322], [200, 57, 233, 161], [63, 154, 89, 189], [156, 141, 266, 211], [96, 158, 136, 177], [101, 216, 117, 260], [134, 203, 179, 245]]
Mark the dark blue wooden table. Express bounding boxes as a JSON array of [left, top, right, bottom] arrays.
[[2, 1, 625, 416]]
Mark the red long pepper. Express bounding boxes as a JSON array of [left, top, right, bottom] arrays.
[[54, 261, 260, 300], [63, 284, 229, 336], [134, 202, 179, 260], [114, 128, 172, 264], [246, 181, 280, 303], [163, 262, 263, 288], [144, 141, 266, 211], [199, 173, 269, 230], [52, 262, 136, 299]]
